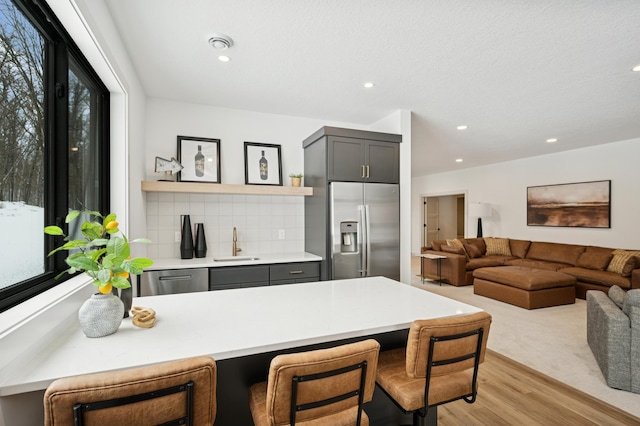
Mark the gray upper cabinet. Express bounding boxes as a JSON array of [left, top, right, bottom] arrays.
[[318, 130, 400, 184]]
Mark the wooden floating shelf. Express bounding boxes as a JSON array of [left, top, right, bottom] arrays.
[[141, 181, 313, 196]]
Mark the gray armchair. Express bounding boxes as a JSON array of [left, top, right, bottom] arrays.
[[586, 287, 640, 393]]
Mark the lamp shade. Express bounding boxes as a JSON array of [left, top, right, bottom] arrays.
[[469, 203, 491, 218]]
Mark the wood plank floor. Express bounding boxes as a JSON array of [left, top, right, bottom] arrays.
[[437, 349, 640, 426]]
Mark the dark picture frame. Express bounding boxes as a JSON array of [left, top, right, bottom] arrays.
[[177, 136, 221, 183], [244, 142, 282, 186], [527, 180, 611, 228]]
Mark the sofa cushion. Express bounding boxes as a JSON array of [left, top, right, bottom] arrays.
[[473, 266, 575, 291], [463, 242, 482, 259], [560, 267, 632, 289], [622, 256, 640, 277], [466, 256, 511, 271], [441, 245, 465, 256], [585, 246, 615, 255], [577, 252, 613, 271], [608, 285, 626, 309], [463, 238, 486, 256], [525, 242, 585, 266], [509, 239, 531, 259], [607, 249, 640, 275], [506, 258, 571, 271], [484, 238, 512, 256]]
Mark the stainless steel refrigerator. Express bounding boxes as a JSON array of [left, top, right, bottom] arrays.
[[330, 182, 400, 280]]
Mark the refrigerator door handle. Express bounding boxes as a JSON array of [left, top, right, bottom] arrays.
[[364, 204, 371, 276], [359, 204, 367, 277]]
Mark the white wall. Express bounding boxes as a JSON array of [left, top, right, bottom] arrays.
[[143, 99, 409, 259], [412, 137, 640, 253]]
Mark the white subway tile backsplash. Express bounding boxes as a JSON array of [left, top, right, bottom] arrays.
[[175, 193, 189, 203], [145, 192, 305, 258]]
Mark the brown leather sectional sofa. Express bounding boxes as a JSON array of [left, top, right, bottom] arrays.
[[421, 238, 640, 299]]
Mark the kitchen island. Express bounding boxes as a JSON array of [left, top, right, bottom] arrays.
[[0, 277, 482, 425]]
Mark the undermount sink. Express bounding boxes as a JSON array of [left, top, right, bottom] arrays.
[[212, 256, 260, 262]]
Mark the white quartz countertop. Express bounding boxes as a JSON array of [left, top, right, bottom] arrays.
[[145, 251, 322, 270], [0, 277, 482, 396]]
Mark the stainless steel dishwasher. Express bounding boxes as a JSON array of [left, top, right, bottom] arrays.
[[139, 268, 209, 296]]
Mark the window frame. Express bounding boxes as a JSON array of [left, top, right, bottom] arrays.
[[0, 0, 110, 312]]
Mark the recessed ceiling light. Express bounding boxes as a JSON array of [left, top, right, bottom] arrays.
[[546, 138, 558, 143], [455, 158, 463, 163], [456, 125, 468, 130], [218, 55, 231, 62], [633, 64, 640, 72], [363, 82, 375, 89]]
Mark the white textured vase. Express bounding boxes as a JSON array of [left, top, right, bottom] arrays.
[[78, 293, 125, 338]]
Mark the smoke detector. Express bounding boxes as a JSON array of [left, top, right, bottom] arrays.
[[208, 33, 233, 50]]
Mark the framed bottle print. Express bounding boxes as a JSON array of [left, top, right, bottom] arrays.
[[244, 142, 282, 186], [177, 136, 221, 183]]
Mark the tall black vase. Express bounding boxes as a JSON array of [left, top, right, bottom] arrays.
[[180, 214, 194, 259], [195, 223, 207, 258]]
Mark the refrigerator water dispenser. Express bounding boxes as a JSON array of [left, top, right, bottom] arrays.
[[340, 221, 358, 253]]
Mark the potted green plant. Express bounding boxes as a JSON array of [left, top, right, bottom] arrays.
[[44, 210, 153, 337], [289, 173, 303, 187]]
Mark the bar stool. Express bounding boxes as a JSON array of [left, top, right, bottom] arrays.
[[43, 356, 217, 426], [248, 339, 380, 425], [375, 312, 492, 426]]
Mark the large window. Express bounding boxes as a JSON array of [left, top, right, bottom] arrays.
[[0, 0, 109, 312]]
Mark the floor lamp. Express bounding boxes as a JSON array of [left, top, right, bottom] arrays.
[[469, 203, 491, 238]]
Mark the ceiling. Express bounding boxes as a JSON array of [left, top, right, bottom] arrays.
[[104, 0, 640, 177]]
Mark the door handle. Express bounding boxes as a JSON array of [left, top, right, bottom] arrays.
[[361, 165, 366, 178], [365, 165, 370, 178]]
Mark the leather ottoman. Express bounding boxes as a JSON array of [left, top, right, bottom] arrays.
[[473, 266, 576, 309]]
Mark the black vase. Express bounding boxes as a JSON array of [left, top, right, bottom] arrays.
[[180, 215, 194, 259], [195, 223, 207, 258]]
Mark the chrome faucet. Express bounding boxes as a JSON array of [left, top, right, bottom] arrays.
[[232, 227, 242, 256]]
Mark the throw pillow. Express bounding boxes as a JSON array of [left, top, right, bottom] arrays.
[[441, 246, 465, 255], [447, 239, 465, 250], [447, 239, 468, 258], [607, 249, 640, 275], [622, 256, 640, 277], [576, 252, 613, 271], [463, 242, 482, 259], [484, 237, 512, 256], [431, 240, 443, 251], [608, 285, 625, 309]]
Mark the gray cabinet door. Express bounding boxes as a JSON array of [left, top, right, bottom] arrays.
[[366, 140, 399, 184], [328, 136, 365, 182], [270, 262, 320, 285], [209, 266, 269, 290]]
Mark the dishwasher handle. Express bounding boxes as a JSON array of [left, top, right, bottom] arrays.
[[159, 275, 193, 281]]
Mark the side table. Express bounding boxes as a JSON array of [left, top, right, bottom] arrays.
[[420, 254, 447, 285]]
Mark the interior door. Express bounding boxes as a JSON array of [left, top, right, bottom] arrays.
[[425, 197, 440, 247]]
